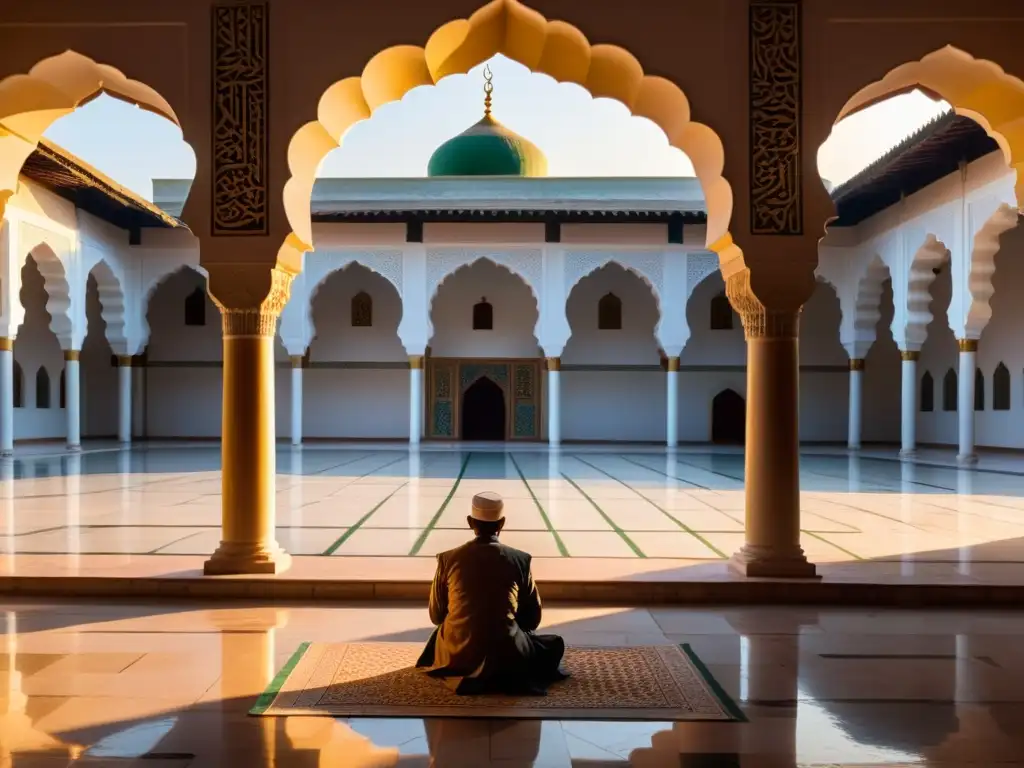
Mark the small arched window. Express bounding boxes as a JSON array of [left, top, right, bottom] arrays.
[[472, 297, 493, 331], [710, 292, 733, 331], [920, 371, 934, 412], [35, 368, 50, 409], [994, 362, 1011, 411], [59, 370, 66, 410], [597, 293, 622, 330], [351, 291, 373, 327], [184, 287, 206, 326], [13, 361, 23, 408], [975, 368, 985, 411], [942, 369, 957, 412]]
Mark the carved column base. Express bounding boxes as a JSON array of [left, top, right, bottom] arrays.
[[204, 540, 292, 575], [729, 544, 818, 579]]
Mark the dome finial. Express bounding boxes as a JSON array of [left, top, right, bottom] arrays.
[[483, 65, 494, 117]]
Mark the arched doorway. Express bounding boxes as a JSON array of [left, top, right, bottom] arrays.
[[712, 389, 745, 444], [461, 377, 506, 440]]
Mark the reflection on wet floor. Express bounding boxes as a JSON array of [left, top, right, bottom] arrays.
[[3, 601, 1024, 766], [3, 444, 1024, 570]]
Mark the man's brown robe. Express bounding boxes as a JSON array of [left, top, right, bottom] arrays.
[[416, 534, 565, 694]]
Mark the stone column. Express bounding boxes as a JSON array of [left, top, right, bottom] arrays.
[[666, 356, 680, 448], [546, 357, 561, 447], [0, 338, 12, 457], [117, 356, 132, 444], [957, 339, 978, 465], [729, 308, 816, 578], [409, 355, 424, 445], [205, 269, 292, 576], [900, 350, 919, 458], [63, 350, 80, 451], [289, 355, 303, 448], [847, 358, 864, 450]]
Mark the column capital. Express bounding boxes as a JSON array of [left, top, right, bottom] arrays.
[[666, 356, 680, 372], [900, 350, 920, 362], [849, 358, 865, 372], [0, 338, 11, 352], [546, 357, 561, 371], [63, 350, 80, 362], [116, 355, 133, 367], [725, 272, 800, 339], [408, 355, 424, 370], [209, 265, 294, 337], [957, 338, 979, 353], [289, 355, 304, 368]]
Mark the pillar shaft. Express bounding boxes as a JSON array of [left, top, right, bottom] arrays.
[[117, 356, 132, 444], [289, 356, 303, 447], [730, 310, 815, 578], [64, 351, 80, 451], [205, 292, 291, 575], [900, 351, 918, 458], [546, 357, 560, 446], [847, 359, 864, 450], [409, 356, 423, 445], [666, 357, 679, 447], [0, 339, 12, 456], [957, 340, 978, 464]]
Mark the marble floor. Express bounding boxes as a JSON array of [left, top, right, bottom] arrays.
[[3, 443, 1024, 578], [2, 599, 1023, 766]]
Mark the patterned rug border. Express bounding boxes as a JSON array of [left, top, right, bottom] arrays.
[[251, 642, 746, 722]]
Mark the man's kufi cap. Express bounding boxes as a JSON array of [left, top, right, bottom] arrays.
[[471, 491, 504, 522]]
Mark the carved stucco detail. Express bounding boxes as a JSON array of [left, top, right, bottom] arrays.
[[565, 250, 664, 306], [427, 248, 543, 302], [20, 221, 73, 345], [686, 252, 720, 294], [211, 266, 293, 337], [308, 250, 404, 296], [726, 270, 800, 339], [900, 235, 948, 351]]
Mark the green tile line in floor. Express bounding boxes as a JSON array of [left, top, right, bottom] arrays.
[[333, 454, 410, 493], [507, 453, 570, 557], [559, 472, 646, 558], [322, 481, 411, 555], [802, 529, 863, 560], [569, 455, 728, 559], [617, 454, 715, 491], [306, 451, 374, 475], [409, 452, 473, 556]]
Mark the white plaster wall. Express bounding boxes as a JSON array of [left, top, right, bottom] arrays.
[[13, 255, 65, 439], [428, 260, 540, 358], [798, 282, 849, 442]]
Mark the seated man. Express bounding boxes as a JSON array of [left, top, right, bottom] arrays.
[[416, 491, 566, 695]]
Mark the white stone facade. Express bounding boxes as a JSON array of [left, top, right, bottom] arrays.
[[2, 156, 1023, 453]]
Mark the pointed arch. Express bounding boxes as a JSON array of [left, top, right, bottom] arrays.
[[920, 370, 934, 412], [994, 362, 1011, 411], [597, 292, 622, 330], [281, 0, 734, 271], [975, 368, 985, 411], [21, 245, 72, 347], [710, 292, 734, 330], [472, 298, 493, 330], [943, 368, 958, 412], [35, 368, 50, 409], [88, 259, 128, 352], [350, 291, 373, 327]]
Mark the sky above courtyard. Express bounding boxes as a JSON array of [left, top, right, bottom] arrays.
[[42, 54, 950, 203]]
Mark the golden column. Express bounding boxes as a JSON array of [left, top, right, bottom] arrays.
[[728, 300, 816, 578], [205, 267, 293, 575]]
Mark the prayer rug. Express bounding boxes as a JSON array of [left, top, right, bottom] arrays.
[[251, 642, 745, 721]]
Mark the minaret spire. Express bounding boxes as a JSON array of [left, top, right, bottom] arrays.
[[483, 65, 494, 117]]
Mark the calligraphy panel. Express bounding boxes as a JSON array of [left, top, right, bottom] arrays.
[[749, 0, 802, 235], [212, 3, 269, 236]]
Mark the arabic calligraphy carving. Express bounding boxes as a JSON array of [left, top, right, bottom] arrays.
[[212, 3, 269, 236], [750, 0, 802, 236]]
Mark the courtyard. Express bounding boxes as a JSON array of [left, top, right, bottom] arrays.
[[2, 443, 1023, 588]]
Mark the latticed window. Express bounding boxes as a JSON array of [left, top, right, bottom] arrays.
[[942, 369, 957, 412], [920, 371, 934, 412], [710, 292, 734, 330], [472, 298, 493, 330], [351, 291, 373, 327], [35, 368, 50, 409], [975, 368, 985, 411], [994, 362, 1011, 411], [184, 287, 206, 326], [597, 293, 622, 330]]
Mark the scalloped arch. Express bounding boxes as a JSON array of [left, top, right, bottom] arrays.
[[88, 259, 127, 351], [428, 256, 540, 346], [902, 235, 950, 350], [961, 203, 1019, 338], [282, 0, 734, 264], [22, 243, 72, 345], [566, 259, 662, 316], [836, 46, 1024, 210], [307, 261, 404, 341], [853, 254, 891, 339]]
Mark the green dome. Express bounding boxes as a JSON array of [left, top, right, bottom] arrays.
[[427, 114, 547, 178]]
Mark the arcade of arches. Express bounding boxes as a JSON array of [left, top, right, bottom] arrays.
[[4, 0, 1024, 585]]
